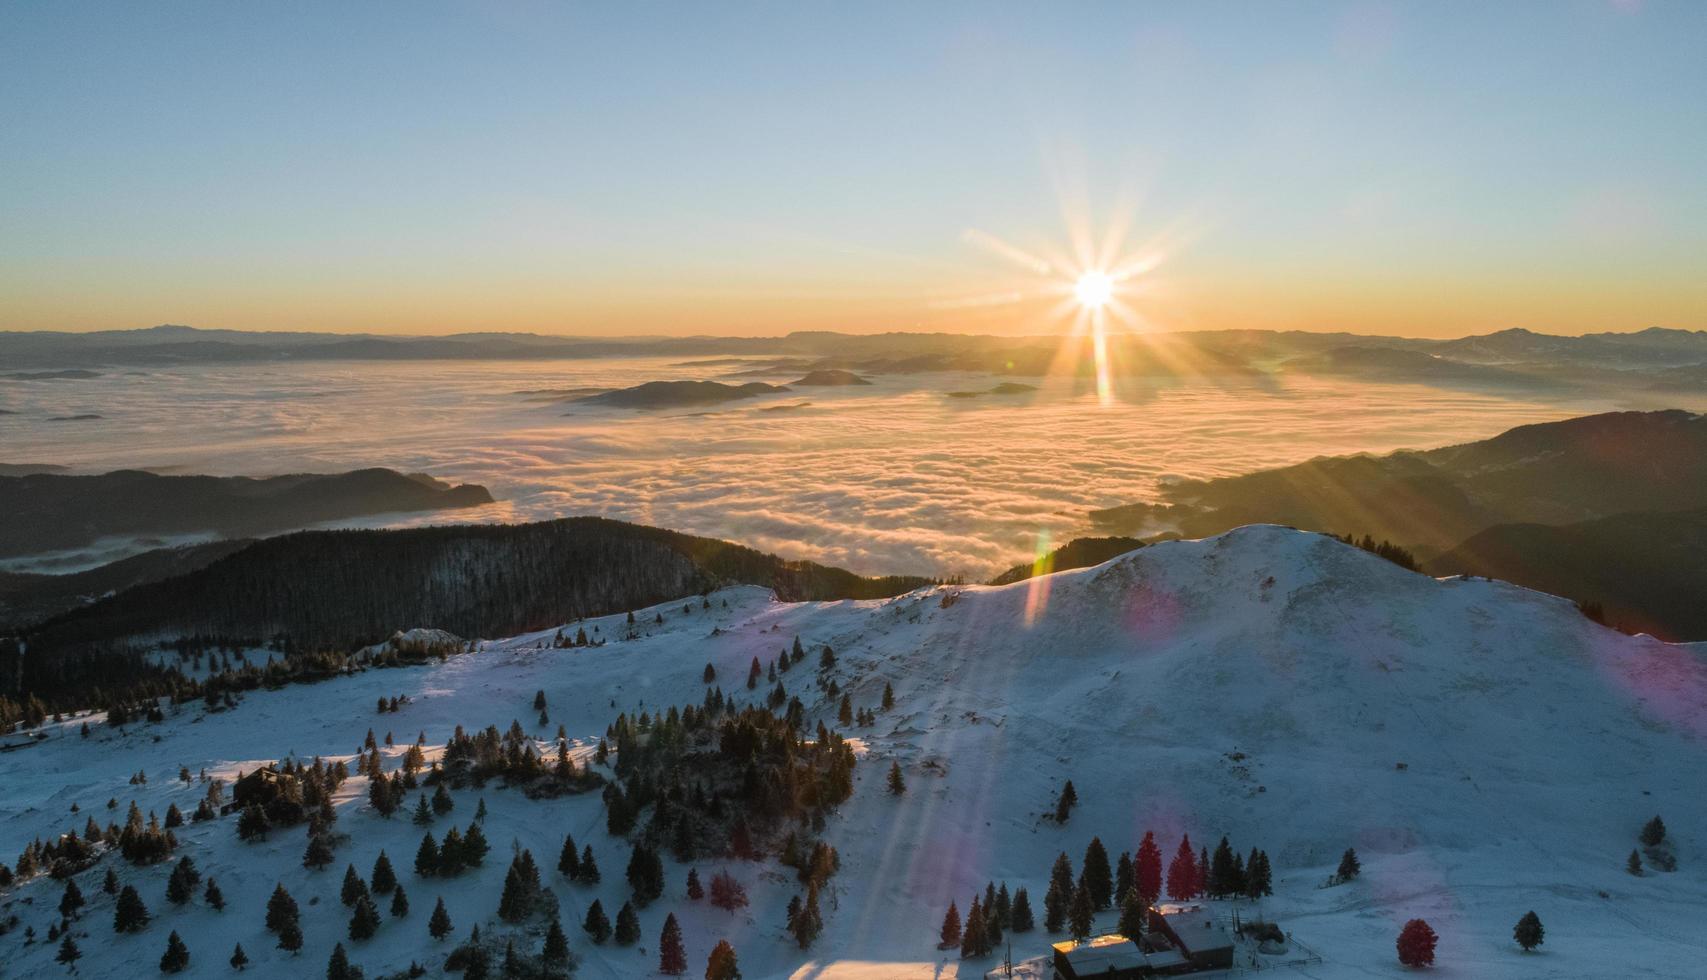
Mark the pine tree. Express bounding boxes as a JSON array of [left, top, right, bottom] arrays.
[[984, 889, 1004, 947], [230, 943, 248, 971], [205, 876, 225, 910], [59, 878, 85, 919], [1053, 780, 1078, 822], [432, 783, 454, 816], [428, 897, 453, 939], [159, 930, 190, 973], [1513, 910, 1544, 952], [705, 940, 740, 980], [558, 834, 580, 879], [1627, 849, 1643, 875], [349, 893, 381, 940], [1209, 837, 1235, 898], [166, 855, 200, 905], [583, 899, 611, 944], [304, 834, 335, 870], [1166, 834, 1196, 900], [887, 761, 906, 795], [1011, 886, 1034, 932], [461, 821, 489, 864], [499, 862, 533, 922], [1337, 847, 1361, 882], [276, 918, 303, 955], [1136, 831, 1163, 905], [1068, 882, 1095, 942], [1197, 846, 1210, 897], [341, 864, 367, 906], [960, 896, 987, 958], [1641, 815, 1667, 848], [1114, 851, 1134, 908], [326, 942, 356, 980], [267, 883, 300, 933], [413, 794, 433, 826], [687, 868, 704, 900], [1396, 918, 1437, 967], [1083, 837, 1113, 908], [791, 887, 824, 949], [414, 833, 440, 877], [56, 933, 81, 968], [371, 851, 397, 893], [578, 845, 600, 883], [882, 682, 895, 711], [1248, 849, 1273, 898], [614, 900, 641, 946], [114, 883, 150, 933], [656, 913, 687, 974], [103, 866, 119, 895], [542, 917, 570, 966], [390, 884, 409, 917], [940, 901, 961, 947], [1117, 888, 1147, 940]]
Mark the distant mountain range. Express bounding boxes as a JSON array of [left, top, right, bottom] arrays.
[[0, 468, 493, 558]]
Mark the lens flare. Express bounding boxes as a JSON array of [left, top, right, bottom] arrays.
[[1075, 271, 1113, 308]]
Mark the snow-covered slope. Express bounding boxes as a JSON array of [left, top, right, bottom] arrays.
[[3, 526, 1704, 978]]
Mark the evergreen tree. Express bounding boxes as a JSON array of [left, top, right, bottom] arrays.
[[577, 846, 600, 883], [1198, 846, 1210, 897], [705, 940, 740, 980], [276, 918, 303, 956], [542, 917, 570, 966], [498, 861, 533, 922], [940, 901, 961, 947], [304, 834, 335, 870], [1337, 848, 1361, 882], [56, 933, 81, 968], [1209, 837, 1235, 898], [1082, 837, 1113, 908], [583, 899, 611, 944], [960, 896, 987, 958], [1396, 918, 1437, 967], [838, 695, 852, 726], [1011, 886, 1034, 933], [266, 883, 300, 933], [349, 893, 381, 940], [205, 877, 225, 910], [431, 783, 454, 816], [371, 851, 397, 893], [687, 868, 704, 900], [1135, 831, 1162, 905], [166, 855, 200, 905], [984, 889, 1003, 947], [1117, 889, 1147, 940], [1641, 815, 1667, 848], [103, 866, 120, 895], [414, 833, 439, 877], [159, 930, 190, 973], [615, 901, 641, 946], [1166, 835, 1196, 900], [1114, 851, 1134, 908], [230, 943, 248, 971], [114, 884, 150, 933], [461, 821, 488, 865], [791, 888, 823, 949], [59, 878, 85, 919], [412, 794, 433, 826], [1053, 780, 1078, 822], [428, 897, 453, 940], [1627, 849, 1643, 876], [657, 912, 688, 973], [1247, 850, 1273, 898], [882, 682, 894, 711], [887, 761, 906, 795], [341, 864, 367, 906], [995, 882, 1012, 928], [1068, 882, 1095, 942], [557, 834, 580, 879], [390, 884, 409, 918], [1513, 910, 1544, 952], [326, 942, 357, 980]]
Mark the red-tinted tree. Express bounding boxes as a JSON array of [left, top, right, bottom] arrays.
[[1397, 918, 1437, 967]]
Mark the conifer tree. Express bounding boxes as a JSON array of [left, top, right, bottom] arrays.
[[103, 866, 120, 895], [304, 834, 335, 870], [1627, 849, 1643, 875], [276, 918, 303, 955], [838, 695, 852, 726], [1114, 851, 1134, 908], [940, 901, 961, 947], [159, 930, 190, 973], [1083, 837, 1113, 908], [1513, 910, 1543, 952], [705, 940, 740, 980], [230, 943, 248, 971], [326, 942, 356, 980], [461, 821, 489, 865], [542, 917, 570, 966], [1197, 846, 1210, 896], [432, 783, 454, 816], [428, 897, 453, 939], [59, 878, 85, 919], [558, 834, 580, 879], [390, 884, 409, 918], [984, 889, 1004, 947], [1337, 848, 1361, 882], [1396, 918, 1437, 967], [1053, 780, 1078, 822], [583, 899, 611, 944], [205, 876, 225, 911], [1641, 815, 1667, 848], [341, 864, 367, 906], [1209, 837, 1235, 898], [56, 933, 81, 968], [887, 761, 906, 795], [1068, 882, 1095, 942], [412, 794, 432, 826], [995, 882, 1012, 928], [1011, 886, 1034, 933], [615, 901, 641, 946], [266, 883, 300, 933], [166, 855, 200, 905], [1117, 888, 1147, 940], [1135, 831, 1162, 905], [114, 883, 150, 933], [578, 845, 600, 883], [1247, 850, 1273, 898], [960, 896, 987, 958], [882, 682, 894, 711], [371, 851, 396, 893], [658, 913, 688, 974], [349, 893, 381, 940], [791, 888, 823, 949], [499, 861, 533, 922], [1166, 835, 1196, 900]]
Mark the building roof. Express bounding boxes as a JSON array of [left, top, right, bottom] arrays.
[[1160, 905, 1235, 955], [1052, 934, 1196, 975]]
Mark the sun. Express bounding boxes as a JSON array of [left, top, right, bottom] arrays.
[[1074, 270, 1113, 309]]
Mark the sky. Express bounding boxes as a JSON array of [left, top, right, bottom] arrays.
[[2, 1, 1704, 339]]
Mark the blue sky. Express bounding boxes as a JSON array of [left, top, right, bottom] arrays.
[[2, 1, 1703, 336]]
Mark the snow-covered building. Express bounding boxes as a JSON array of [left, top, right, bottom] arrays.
[[1050, 934, 1191, 978], [1151, 904, 1235, 972]]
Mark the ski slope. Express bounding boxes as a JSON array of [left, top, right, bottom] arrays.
[[2, 525, 1703, 978]]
